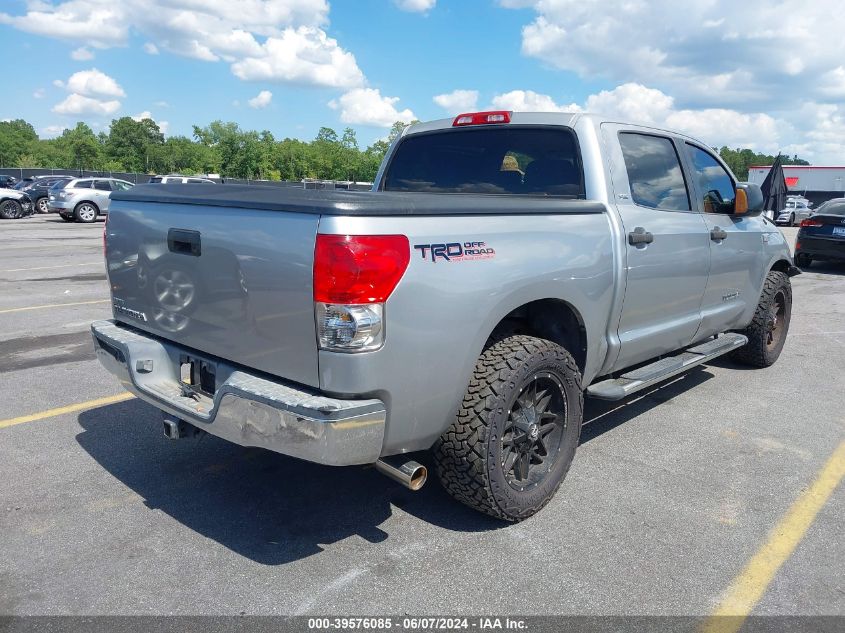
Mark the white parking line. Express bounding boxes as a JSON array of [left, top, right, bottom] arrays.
[[3, 262, 102, 273]]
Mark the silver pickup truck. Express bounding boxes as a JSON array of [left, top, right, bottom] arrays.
[[93, 112, 798, 521]]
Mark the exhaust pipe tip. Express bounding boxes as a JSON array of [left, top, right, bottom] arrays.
[[375, 457, 427, 491]]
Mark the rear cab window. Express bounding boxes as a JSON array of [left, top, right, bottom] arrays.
[[618, 132, 690, 211], [75, 180, 92, 189], [381, 127, 585, 197]]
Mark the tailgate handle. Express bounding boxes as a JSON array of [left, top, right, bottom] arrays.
[[168, 229, 201, 257]]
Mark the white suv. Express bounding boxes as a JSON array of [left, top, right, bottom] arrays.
[[148, 175, 217, 184]]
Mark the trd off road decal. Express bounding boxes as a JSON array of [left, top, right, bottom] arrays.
[[413, 241, 496, 263]]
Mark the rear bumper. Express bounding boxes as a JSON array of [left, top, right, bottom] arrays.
[[90, 319, 386, 466], [796, 235, 845, 262]]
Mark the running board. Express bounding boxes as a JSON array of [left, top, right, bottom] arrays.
[[586, 333, 748, 401]]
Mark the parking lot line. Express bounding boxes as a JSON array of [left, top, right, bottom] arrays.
[[0, 299, 109, 314], [701, 440, 845, 633], [3, 262, 102, 273], [0, 393, 135, 429]]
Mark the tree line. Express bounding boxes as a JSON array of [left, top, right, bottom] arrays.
[[0, 116, 809, 182], [0, 118, 414, 182]]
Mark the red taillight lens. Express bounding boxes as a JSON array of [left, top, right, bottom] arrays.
[[314, 234, 410, 304], [452, 110, 512, 126], [800, 219, 823, 227]]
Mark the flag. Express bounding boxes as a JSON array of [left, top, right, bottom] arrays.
[[761, 154, 788, 218]]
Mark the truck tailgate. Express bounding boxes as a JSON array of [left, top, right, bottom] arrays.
[[105, 199, 320, 387]]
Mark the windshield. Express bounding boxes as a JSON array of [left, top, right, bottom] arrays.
[[382, 126, 585, 197]]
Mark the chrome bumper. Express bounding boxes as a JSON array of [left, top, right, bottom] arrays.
[[90, 319, 386, 466]]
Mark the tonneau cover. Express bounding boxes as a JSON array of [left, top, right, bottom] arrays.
[[111, 183, 606, 216]]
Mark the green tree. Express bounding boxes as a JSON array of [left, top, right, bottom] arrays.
[[106, 117, 165, 172]]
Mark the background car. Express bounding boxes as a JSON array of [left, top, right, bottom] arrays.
[[776, 196, 813, 226], [19, 175, 73, 214], [148, 174, 216, 184], [48, 177, 134, 223], [0, 188, 34, 219], [0, 174, 18, 189], [794, 198, 845, 267]]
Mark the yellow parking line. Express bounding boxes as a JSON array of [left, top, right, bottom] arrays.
[[700, 440, 845, 633], [0, 299, 109, 314], [0, 393, 135, 429]]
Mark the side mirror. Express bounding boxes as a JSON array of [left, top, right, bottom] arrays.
[[735, 183, 764, 215]]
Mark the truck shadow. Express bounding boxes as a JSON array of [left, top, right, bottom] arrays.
[[76, 369, 713, 565], [799, 261, 845, 276], [75, 400, 502, 566], [581, 367, 713, 443]]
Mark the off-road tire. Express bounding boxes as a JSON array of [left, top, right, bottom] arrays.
[[732, 271, 792, 367], [433, 335, 583, 522], [0, 199, 22, 219]]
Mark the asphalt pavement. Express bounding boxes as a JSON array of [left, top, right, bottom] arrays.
[[0, 216, 842, 618]]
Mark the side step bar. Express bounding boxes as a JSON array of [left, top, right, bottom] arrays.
[[586, 333, 748, 401]]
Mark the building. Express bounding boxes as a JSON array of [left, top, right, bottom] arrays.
[[747, 165, 845, 208]]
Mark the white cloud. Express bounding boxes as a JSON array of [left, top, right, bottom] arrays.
[[501, 0, 845, 110], [0, 1, 357, 89], [433, 89, 479, 113], [583, 83, 779, 152], [328, 88, 415, 127], [248, 90, 273, 109], [40, 125, 67, 138], [231, 27, 364, 88], [63, 68, 125, 98], [53, 93, 121, 116], [394, 0, 436, 12], [490, 89, 580, 113], [71, 46, 94, 61], [154, 100, 169, 108], [32, 88, 46, 99]]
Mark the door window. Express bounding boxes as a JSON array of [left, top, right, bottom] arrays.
[[618, 133, 690, 210], [93, 180, 111, 191], [685, 144, 735, 214]]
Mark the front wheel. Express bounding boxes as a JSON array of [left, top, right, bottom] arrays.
[[36, 197, 49, 214], [74, 202, 98, 223], [732, 271, 792, 367], [0, 199, 22, 219], [433, 335, 583, 522]]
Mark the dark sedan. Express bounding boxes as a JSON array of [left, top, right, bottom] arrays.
[[18, 175, 73, 213], [795, 198, 845, 267]]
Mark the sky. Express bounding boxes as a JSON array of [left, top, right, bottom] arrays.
[[2, 0, 845, 164]]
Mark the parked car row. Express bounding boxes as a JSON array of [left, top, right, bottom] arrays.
[[0, 173, 218, 221]]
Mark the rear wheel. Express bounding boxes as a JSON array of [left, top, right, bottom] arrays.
[[433, 335, 583, 521], [0, 199, 22, 219], [794, 252, 812, 268], [36, 197, 49, 214], [732, 271, 792, 367], [74, 202, 98, 223]]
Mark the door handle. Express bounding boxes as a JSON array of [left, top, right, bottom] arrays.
[[628, 227, 654, 245], [710, 227, 728, 241], [168, 228, 202, 256]]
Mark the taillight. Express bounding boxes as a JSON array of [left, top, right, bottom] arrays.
[[313, 234, 409, 352], [800, 218, 823, 227], [452, 110, 512, 126]]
